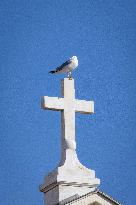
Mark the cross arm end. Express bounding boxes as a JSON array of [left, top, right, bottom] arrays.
[[41, 96, 64, 111], [75, 100, 94, 114]]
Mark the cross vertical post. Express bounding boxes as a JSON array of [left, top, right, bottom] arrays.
[[60, 78, 76, 165]]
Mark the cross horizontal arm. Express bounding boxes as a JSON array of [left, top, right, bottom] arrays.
[[41, 96, 64, 111], [75, 99, 94, 114]]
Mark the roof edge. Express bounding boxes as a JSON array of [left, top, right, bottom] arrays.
[[60, 189, 122, 205]]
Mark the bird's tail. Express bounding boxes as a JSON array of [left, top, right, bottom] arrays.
[[49, 70, 56, 74]]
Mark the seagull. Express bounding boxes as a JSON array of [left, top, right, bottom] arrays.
[[49, 56, 78, 79]]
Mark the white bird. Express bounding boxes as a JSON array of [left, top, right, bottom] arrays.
[[49, 56, 78, 79]]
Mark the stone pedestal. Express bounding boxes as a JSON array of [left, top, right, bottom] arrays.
[[40, 151, 100, 205]]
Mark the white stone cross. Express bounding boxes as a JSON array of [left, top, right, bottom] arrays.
[[41, 78, 94, 165]]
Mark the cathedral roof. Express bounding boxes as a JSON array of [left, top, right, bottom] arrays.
[[57, 189, 122, 205]]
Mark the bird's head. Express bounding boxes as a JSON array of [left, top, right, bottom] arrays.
[[71, 56, 78, 60]]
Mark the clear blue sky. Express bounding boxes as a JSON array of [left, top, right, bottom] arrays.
[[0, 1, 136, 204]]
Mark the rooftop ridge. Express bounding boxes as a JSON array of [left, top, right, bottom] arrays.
[[61, 189, 122, 205]]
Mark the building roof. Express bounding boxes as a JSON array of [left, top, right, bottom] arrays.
[[97, 190, 122, 205], [57, 189, 122, 205]]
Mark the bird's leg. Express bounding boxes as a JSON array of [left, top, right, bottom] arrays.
[[68, 71, 72, 80]]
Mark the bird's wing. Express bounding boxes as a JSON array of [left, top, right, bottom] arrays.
[[55, 59, 72, 72]]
